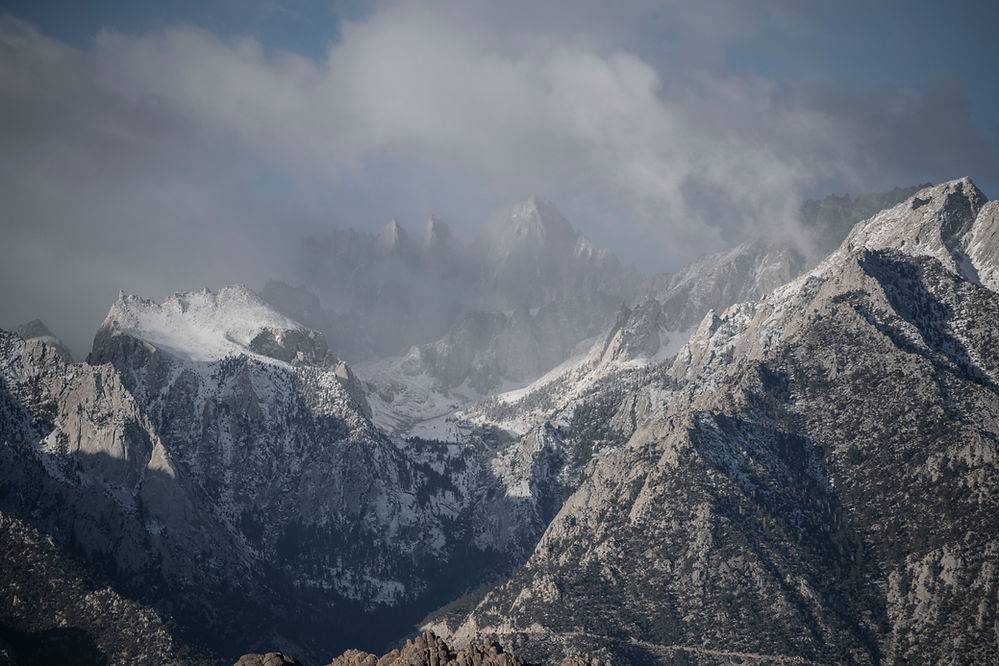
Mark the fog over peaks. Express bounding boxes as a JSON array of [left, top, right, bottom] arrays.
[[1, 2, 997, 354]]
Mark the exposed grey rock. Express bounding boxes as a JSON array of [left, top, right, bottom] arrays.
[[5, 181, 996, 665], [326, 631, 532, 666], [234, 652, 303, 666], [410, 303, 595, 394], [799, 184, 928, 255], [835, 176, 989, 287], [595, 300, 668, 368], [0, 296, 531, 662], [259, 280, 375, 362], [247, 326, 331, 365], [477, 197, 635, 312], [291, 198, 636, 370], [968, 199, 999, 292]]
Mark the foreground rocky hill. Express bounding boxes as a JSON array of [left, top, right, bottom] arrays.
[[444, 179, 999, 664], [237, 631, 602, 666]]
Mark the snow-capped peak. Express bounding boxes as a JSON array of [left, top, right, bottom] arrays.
[[378, 219, 411, 253], [97, 284, 327, 363], [835, 177, 989, 284], [503, 195, 577, 247]]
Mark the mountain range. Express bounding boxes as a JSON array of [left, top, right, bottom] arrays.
[[2, 181, 996, 665], [442, 178, 999, 664]]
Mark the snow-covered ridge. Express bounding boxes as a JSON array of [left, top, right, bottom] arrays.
[[835, 176, 991, 286], [98, 284, 327, 363], [673, 177, 996, 383]]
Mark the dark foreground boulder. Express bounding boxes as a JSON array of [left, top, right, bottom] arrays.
[[234, 652, 303, 666]]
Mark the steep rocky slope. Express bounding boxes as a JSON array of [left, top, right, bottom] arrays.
[[3, 182, 990, 664], [475, 197, 635, 313], [448, 179, 999, 664], [419, 242, 820, 536], [325, 631, 533, 666], [278, 188, 918, 437], [0, 511, 186, 665], [350, 199, 641, 436], [364, 239, 812, 440]]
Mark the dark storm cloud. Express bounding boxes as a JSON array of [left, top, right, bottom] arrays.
[[0, 1, 997, 354]]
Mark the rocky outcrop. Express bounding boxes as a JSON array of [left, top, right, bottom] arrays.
[[835, 176, 989, 285], [5, 180, 997, 665], [247, 326, 332, 365], [410, 304, 592, 394], [259, 280, 375, 362], [292, 197, 636, 364], [234, 652, 303, 666], [967, 199, 999, 291], [324, 630, 603, 666], [477, 197, 634, 312], [644, 240, 808, 333], [799, 184, 928, 255], [595, 299, 668, 368]]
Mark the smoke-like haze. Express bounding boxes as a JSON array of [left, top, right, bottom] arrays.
[[1, 0, 997, 354]]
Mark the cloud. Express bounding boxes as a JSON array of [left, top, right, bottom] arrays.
[[78, 5, 834, 248], [0, 2, 996, 353]]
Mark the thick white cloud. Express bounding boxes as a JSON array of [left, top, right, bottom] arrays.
[[87, 3, 838, 251]]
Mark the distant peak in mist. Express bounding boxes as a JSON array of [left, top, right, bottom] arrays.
[[422, 216, 452, 249]]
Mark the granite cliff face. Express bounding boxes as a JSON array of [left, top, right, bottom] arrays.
[[273, 189, 915, 442], [325, 631, 532, 666], [446, 179, 999, 664]]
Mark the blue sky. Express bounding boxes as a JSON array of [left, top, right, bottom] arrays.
[[1, 0, 998, 350], [2, 0, 363, 56]]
